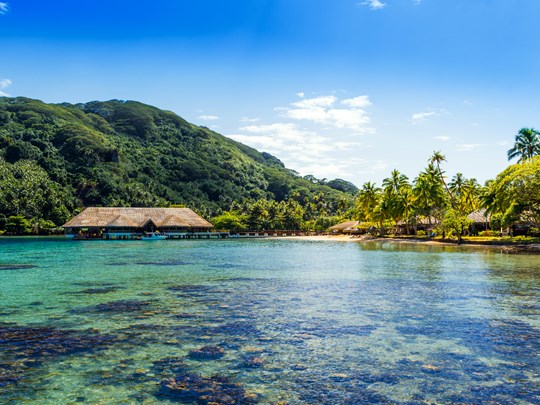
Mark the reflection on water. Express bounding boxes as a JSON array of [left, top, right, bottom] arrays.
[[0, 238, 539, 404]]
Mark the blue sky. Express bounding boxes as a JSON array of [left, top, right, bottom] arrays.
[[1, 0, 539, 186]]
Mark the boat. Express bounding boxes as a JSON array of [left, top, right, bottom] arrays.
[[141, 231, 167, 240]]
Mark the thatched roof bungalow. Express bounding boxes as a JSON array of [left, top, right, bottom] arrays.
[[63, 207, 213, 238], [328, 221, 360, 234]]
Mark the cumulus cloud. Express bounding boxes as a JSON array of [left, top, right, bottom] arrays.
[[283, 94, 374, 133], [229, 122, 334, 163], [0, 79, 12, 96], [226, 91, 378, 183], [0, 2, 8, 14], [341, 95, 371, 108], [197, 115, 219, 121], [360, 0, 386, 10]]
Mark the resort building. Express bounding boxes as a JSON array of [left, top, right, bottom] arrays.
[[63, 207, 214, 239]]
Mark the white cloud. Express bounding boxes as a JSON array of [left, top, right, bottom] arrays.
[[411, 108, 448, 123], [0, 3, 8, 14], [240, 117, 260, 123], [292, 95, 337, 109], [456, 143, 481, 152], [412, 0, 422, 5], [283, 94, 374, 133], [434, 136, 451, 141], [360, 0, 386, 10], [412, 111, 437, 122], [463, 99, 473, 106], [197, 114, 219, 121], [342, 95, 372, 108], [0, 78, 12, 96], [228, 123, 334, 166], [226, 91, 378, 183]]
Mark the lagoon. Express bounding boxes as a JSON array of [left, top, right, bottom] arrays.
[[0, 238, 539, 404]]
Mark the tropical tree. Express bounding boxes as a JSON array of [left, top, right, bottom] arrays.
[[413, 163, 446, 223], [381, 170, 413, 233], [507, 128, 540, 163], [355, 182, 381, 222], [481, 156, 540, 227], [429, 151, 454, 202], [445, 173, 481, 243]]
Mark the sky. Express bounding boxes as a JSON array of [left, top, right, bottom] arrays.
[[1, 0, 540, 186]]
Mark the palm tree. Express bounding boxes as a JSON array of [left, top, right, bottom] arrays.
[[381, 170, 413, 233], [507, 128, 540, 163], [382, 169, 409, 196], [413, 163, 446, 223], [429, 151, 454, 202], [355, 182, 381, 222]]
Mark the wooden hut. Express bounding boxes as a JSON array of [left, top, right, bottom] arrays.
[[63, 207, 213, 239], [467, 209, 490, 235], [327, 221, 360, 234]]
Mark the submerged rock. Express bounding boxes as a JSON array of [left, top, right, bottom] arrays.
[[157, 372, 257, 404], [240, 356, 265, 369], [0, 323, 116, 359], [137, 261, 192, 266], [167, 284, 214, 293], [0, 323, 115, 387], [0, 264, 37, 271], [0, 363, 22, 387], [95, 300, 151, 312], [75, 286, 123, 294], [188, 346, 225, 360], [72, 300, 152, 314], [153, 357, 187, 375]]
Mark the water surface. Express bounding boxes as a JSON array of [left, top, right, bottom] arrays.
[[0, 238, 539, 404]]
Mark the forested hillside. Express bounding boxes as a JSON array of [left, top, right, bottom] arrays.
[[0, 97, 356, 229]]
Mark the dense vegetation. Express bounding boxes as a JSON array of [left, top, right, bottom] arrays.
[[214, 129, 540, 240], [0, 97, 356, 233], [0, 97, 538, 238], [350, 129, 540, 242]]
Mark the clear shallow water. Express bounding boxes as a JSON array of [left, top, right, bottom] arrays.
[[0, 238, 539, 404]]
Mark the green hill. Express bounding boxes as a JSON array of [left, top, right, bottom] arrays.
[[0, 97, 357, 227]]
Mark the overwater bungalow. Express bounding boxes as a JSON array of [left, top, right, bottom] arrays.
[[63, 207, 215, 239]]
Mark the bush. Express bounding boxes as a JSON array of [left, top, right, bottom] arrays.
[[416, 230, 426, 237], [528, 227, 540, 237], [478, 230, 501, 237]]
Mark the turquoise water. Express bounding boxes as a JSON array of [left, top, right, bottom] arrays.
[[0, 238, 539, 404]]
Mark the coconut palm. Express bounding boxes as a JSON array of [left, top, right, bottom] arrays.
[[429, 151, 454, 202], [413, 163, 446, 221], [382, 169, 408, 195], [355, 181, 381, 222], [507, 128, 540, 163]]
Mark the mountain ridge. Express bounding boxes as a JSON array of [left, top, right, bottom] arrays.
[[0, 97, 357, 226]]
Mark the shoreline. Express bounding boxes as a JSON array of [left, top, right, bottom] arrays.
[[273, 234, 540, 253]]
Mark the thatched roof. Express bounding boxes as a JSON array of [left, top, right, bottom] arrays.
[[106, 214, 139, 228], [467, 209, 490, 223], [63, 207, 213, 229], [328, 221, 359, 232], [158, 215, 191, 228]]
